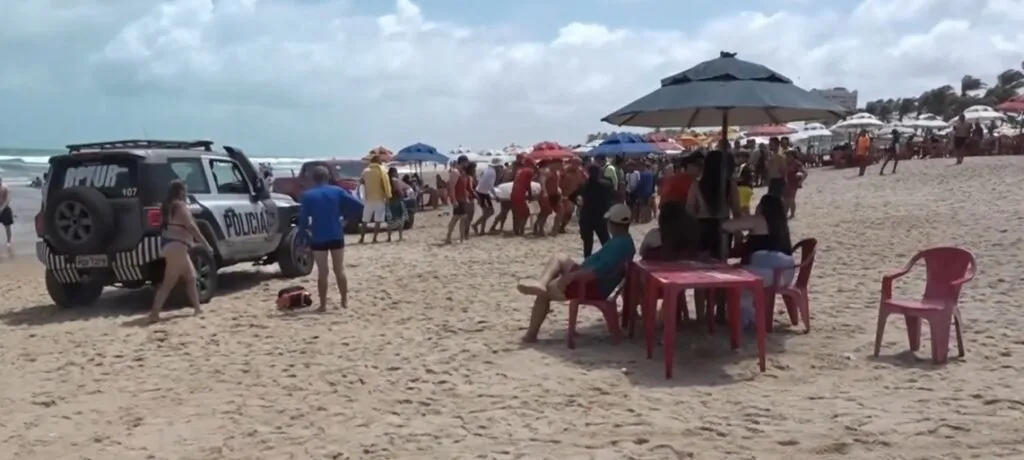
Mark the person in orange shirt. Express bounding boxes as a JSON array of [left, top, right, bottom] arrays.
[[534, 161, 562, 236], [855, 129, 871, 177], [558, 158, 586, 233], [660, 152, 704, 205]]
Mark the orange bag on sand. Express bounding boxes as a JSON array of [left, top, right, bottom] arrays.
[[277, 285, 312, 310]]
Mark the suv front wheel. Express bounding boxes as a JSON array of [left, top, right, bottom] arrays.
[[45, 271, 104, 308]]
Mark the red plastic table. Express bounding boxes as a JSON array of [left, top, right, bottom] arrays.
[[634, 263, 768, 378], [621, 259, 729, 339]]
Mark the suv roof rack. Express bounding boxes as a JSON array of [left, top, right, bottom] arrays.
[[66, 140, 214, 153]]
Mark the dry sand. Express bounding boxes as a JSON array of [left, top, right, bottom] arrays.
[[2, 156, 1024, 460]]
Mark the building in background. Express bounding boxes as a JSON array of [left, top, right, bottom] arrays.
[[811, 87, 858, 113]]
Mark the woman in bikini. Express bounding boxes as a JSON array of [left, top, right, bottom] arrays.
[[149, 180, 213, 323]]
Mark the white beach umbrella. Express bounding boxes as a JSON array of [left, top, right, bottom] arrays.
[[793, 122, 835, 140], [877, 123, 916, 135], [961, 105, 1006, 122], [831, 115, 884, 132], [907, 114, 949, 129]]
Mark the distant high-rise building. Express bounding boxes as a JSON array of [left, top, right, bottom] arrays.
[[810, 87, 858, 113]]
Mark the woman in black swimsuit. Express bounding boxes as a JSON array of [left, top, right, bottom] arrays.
[[149, 180, 213, 323]]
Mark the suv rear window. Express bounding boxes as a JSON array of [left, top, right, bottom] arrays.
[[50, 158, 138, 199], [332, 162, 364, 179]]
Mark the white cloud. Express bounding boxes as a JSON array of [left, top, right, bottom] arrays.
[[1, 0, 1022, 154]]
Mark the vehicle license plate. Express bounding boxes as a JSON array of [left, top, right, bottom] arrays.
[[75, 255, 109, 268]]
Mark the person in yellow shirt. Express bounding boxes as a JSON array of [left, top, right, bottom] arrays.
[[359, 155, 392, 243]]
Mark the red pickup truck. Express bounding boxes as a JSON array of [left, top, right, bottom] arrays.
[[272, 159, 417, 232]]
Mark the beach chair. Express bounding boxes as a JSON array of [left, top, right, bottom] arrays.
[[873, 247, 975, 364], [765, 238, 818, 333], [566, 268, 628, 349]]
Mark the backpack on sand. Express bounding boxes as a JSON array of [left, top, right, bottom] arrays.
[[277, 285, 313, 310]]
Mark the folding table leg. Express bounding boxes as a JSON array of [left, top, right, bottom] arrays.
[[728, 288, 741, 350], [752, 284, 767, 372]]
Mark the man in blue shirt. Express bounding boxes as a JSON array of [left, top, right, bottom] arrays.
[[297, 166, 362, 311], [517, 203, 636, 342]]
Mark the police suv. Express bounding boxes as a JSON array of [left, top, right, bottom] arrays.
[[36, 139, 313, 308]]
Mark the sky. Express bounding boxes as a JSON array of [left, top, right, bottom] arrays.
[[1, 0, 1022, 156]]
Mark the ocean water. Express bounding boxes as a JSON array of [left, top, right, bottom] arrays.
[[0, 147, 355, 185]]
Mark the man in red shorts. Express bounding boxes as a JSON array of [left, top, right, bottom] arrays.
[[517, 203, 636, 342], [510, 158, 534, 236]]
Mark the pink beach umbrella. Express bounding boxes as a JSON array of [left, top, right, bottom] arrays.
[[996, 96, 1024, 113], [526, 142, 575, 162], [744, 124, 797, 137]]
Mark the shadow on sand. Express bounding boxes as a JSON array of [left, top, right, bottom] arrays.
[[526, 313, 798, 388], [0, 270, 282, 327]]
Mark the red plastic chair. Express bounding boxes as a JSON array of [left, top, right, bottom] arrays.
[[765, 238, 818, 333], [873, 247, 976, 364], [566, 273, 626, 349]]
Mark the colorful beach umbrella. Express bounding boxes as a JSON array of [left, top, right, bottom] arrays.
[[995, 96, 1024, 113], [584, 133, 662, 158], [744, 124, 797, 137], [643, 132, 683, 152], [526, 142, 574, 162], [364, 146, 393, 162], [393, 143, 448, 163]]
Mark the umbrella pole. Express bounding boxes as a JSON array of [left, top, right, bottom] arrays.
[[719, 111, 731, 261]]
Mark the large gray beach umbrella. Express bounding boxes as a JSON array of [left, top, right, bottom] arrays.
[[601, 52, 847, 130]]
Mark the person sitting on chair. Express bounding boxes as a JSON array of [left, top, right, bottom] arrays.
[[518, 204, 635, 343]]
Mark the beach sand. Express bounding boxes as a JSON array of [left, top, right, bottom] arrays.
[[2, 156, 1023, 459]]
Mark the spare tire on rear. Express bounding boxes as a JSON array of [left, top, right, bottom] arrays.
[[44, 186, 115, 254]]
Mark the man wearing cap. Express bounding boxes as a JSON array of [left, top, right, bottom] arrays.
[[517, 203, 636, 343]]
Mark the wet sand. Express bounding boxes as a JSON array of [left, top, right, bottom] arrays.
[[1, 156, 1023, 459]]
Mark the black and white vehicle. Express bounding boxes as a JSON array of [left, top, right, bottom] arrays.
[[35, 139, 313, 308]]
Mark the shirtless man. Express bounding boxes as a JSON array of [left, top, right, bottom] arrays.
[[952, 114, 971, 165], [764, 137, 788, 197], [558, 158, 586, 233], [0, 178, 12, 246]]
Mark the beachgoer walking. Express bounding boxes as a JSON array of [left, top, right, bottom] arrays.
[[765, 137, 787, 196], [298, 166, 362, 311], [569, 165, 616, 257], [510, 158, 535, 236], [0, 177, 12, 246], [148, 180, 213, 323], [518, 203, 635, 343], [489, 163, 516, 234], [385, 167, 407, 242], [534, 161, 561, 237], [856, 130, 871, 176], [472, 158, 500, 235], [558, 157, 585, 233], [635, 161, 655, 223], [735, 151, 754, 215], [880, 128, 900, 175], [443, 155, 472, 244], [953, 114, 970, 165], [783, 151, 806, 219], [359, 155, 391, 244], [462, 162, 478, 239]]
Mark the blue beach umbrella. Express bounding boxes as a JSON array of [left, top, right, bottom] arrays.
[[584, 132, 663, 158], [392, 143, 449, 164]]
